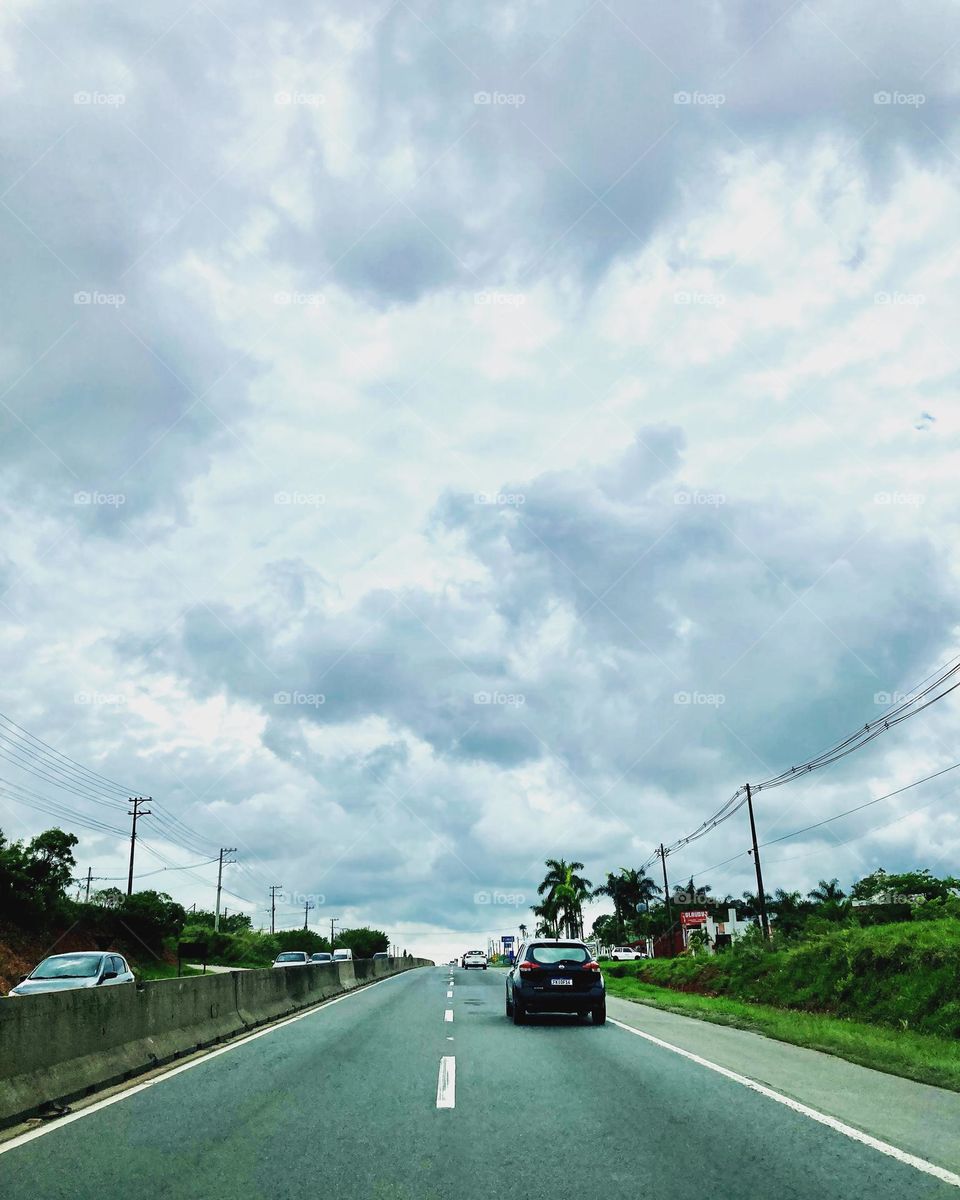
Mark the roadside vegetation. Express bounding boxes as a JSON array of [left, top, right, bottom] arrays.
[[0, 823, 391, 993]]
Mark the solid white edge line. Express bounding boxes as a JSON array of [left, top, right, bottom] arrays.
[[0, 970, 418, 1157], [608, 1017, 960, 1189], [444, 1008, 454, 1022], [436, 1056, 456, 1109]]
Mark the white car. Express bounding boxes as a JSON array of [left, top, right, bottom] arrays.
[[273, 951, 310, 967], [332, 948, 353, 962], [9, 951, 135, 995], [462, 950, 487, 969], [608, 946, 646, 961]]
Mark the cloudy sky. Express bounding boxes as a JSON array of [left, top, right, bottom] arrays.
[[1, 0, 958, 959]]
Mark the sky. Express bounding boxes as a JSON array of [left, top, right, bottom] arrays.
[[1, 0, 959, 962]]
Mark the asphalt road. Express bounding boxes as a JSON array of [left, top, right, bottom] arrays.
[[1, 965, 957, 1199]]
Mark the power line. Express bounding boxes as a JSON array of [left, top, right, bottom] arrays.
[[647, 651, 960, 866]]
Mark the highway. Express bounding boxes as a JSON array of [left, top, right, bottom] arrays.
[[1, 964, 958, 1198]]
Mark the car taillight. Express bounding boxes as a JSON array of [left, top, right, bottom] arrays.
[[518, 960, 538, 971], [583, 961, 601, 971]]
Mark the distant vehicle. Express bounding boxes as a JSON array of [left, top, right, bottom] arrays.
[[9, 952, 135, 996], [608, 946, 646, 961], [505, 939, 605, 1025], [309, 952, 333, 964], [462, 950, 487, 970], [332, 948, 353, 962], [372, 952, 389, 960], [272, 951, 310, 967]]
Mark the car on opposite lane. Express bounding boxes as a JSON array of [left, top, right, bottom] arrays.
[[272, 951, 310, 968], [505, 939, 605, 1025], [462, 950, 487, 969], [9, 951, 135, 996], [309, 952, 333, 964]]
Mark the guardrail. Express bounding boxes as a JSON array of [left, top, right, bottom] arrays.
[[0, 957, 432, 1128]]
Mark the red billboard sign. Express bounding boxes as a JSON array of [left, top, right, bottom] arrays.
[[680, 910, 708, 926]]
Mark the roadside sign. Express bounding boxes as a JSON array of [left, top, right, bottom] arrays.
[[680, 910, 708, 927], [502, 935, 515, 944]]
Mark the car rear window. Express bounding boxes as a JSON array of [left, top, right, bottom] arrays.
[[276, 953, 304, 961], [527, 944, 590, 965]]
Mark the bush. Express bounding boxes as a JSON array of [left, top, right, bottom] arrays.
[[628, 918, 960, 1036]]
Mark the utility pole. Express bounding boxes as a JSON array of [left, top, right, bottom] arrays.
[[214, 848, 237, 931], [330, 917, 339, 954], [84, 866, 92, 903], [303, 900, 314, 930], [269, 885, 283, 935], [745, 783, 770, 939], [658, 843, 673, 957], [126, 796, 152, 896]]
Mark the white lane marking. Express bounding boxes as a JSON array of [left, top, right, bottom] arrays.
[[609, 1018, 960, 1189], [0, 971, 419, 1157], [447, 990, 453, 998], [436, 1056, 456, 1109], [444, 1008, 454, 1022]]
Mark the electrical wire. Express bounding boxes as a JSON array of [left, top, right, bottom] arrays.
[[651, 651, 960, 862]]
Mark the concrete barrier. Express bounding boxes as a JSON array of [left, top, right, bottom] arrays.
[[0, 957, 431, 1129]]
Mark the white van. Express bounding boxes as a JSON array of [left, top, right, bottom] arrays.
[[332, 948, 353, 962]]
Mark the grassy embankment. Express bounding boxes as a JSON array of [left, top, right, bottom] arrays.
[[603, 918, 960, 1091]]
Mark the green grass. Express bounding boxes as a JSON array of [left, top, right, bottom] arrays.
[[605, 964, 960, 1093]]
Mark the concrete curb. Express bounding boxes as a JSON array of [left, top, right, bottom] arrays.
[[0, 958, 432, 1128]]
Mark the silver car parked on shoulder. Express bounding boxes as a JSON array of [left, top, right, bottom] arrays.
[[9, 952, 135, 996]]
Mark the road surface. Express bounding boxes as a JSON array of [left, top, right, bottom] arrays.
[[1, 965, 957, 1198]]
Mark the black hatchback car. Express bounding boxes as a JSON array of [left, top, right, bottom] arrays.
[[505, 939, 605, 1025]]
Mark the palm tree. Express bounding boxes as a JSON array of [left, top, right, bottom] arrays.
[[592, 871, 629, 941], [537, 859, 593, 939], [594, 867, 662, 940], [808, 878, 846, 903], [531, 900, 559, 938]]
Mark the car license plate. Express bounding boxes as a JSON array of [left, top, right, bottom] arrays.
[[551, 977, 573, 986]]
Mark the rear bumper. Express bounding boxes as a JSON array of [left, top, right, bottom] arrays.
[[515, 987, 604, 1014]]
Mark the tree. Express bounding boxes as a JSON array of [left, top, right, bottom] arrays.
[[851, 868, 960, 904], [338, 927, 389, 959], [0, 825, 78, 919], [593, 867, 661, 942], [537, 859, 593, 939], [808, 879, 846, 903]]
